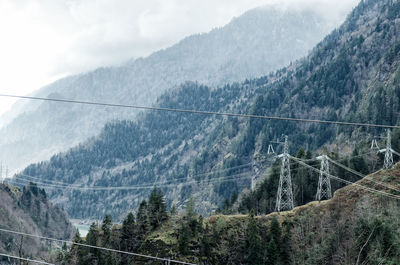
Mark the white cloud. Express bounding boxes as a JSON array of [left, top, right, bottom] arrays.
[[0, 0, 360, 114]]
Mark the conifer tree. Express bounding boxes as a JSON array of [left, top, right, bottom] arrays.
[[178, 197, 199, 255], [200, 223, 212, 260], [120, 213, 136, 252], [246, 209, 262, 265], [70, 231, 85, 265], [186, 197, 201, 236], [230, 191, 238, 206], [266, 237, 279, 265], [280, 221, 292, 265], [185, 197, 196, 221], [269, 216, 281, 244], [136, 200, 150, 239], [349, 148, 368, 174], [120, 213, 136, 265], [85, 222, 100, 264], [222, 197, 231, 213], [148, 187, 168, 230], [178, 221, 190, 255], [101, 215, 112, 247], [305, 149, 312, 159], [100, 215, 113, 265]]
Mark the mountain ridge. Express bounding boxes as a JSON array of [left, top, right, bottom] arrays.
[[15, 0, 400, 221], [0, 5, 336, 174]]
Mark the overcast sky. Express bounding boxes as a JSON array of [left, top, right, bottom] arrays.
[[0, 0, 359, 115]]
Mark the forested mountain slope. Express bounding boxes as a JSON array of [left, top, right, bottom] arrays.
[[0, 5, 334, 174], [138, 165, 400, 265], [57, 163, 400, 265], [18, 81, 268, 219], [0, 183, 74, 261], [16, 0, 400, 220]]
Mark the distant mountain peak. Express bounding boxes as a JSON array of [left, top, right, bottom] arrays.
[[0, 4, 335, 174]]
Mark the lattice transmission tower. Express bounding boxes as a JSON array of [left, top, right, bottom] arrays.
[[370, 139, 379, 150], [384, 130, 393, 169], [316, 155, 332, 202], [275, 136, 294, 213]]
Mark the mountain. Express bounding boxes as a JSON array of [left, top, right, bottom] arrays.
[[0, 5, 335, 174], [14, 0, 400, 221], [57, 163, 400, 264], [0, 182, 74, 261], [17, 81, 266, 219]]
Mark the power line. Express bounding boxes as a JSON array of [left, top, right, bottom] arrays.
[[0, 252, 55, 265], [10, 155, 279, 190], [297, 149, 378, 164], [9, 148, 387, 193], [11, 165, 303, 191], [10, 171, 257, 191], [0, 227, 197, 265], [327, 157, 400, 193], [10, 160, 316, 192], [290, 156, 400, 200], [13, 154, 320, 190], [14, 158, 265, 188], [11, 152, 368, 193], [0, 94, 399, 129], [15, 168, 253, 189], [297, 149, 400, 193]]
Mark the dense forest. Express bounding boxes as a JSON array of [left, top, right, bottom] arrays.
[[17, 80, 266, 219], [55, 188, 300, 264], [56, 164, 400, 265], [14, 0, 400, 221]]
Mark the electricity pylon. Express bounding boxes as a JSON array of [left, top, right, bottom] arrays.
[[251, 176, 256, 191], [251, 160, 261, 191], [384, 130, 393, 169], [316, 155, 332, 202], [370, 139, 379, 150], [275, 136, 294, 213], [267, 144, 275, 154]]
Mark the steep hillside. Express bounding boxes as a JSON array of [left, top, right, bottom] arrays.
[[145, 164, 400, 265], [0, 5, 334, 173], [17, 81, 268, 219], [0, 182, 74, 261], [15, 0, 400, 221], [56, 164, 400, 265]]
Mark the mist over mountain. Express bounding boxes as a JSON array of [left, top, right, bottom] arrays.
[[0, 5, 335, 174], [16, 0, 400, 221]]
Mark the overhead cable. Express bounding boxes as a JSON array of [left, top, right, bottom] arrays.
[[0, 252, 55, 265], [0, 94, 398, 129], [0, 228, 197, 265], [290, 156, 400, 200]]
